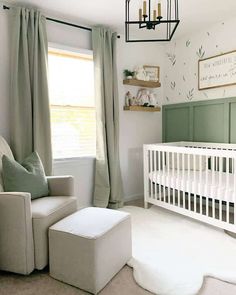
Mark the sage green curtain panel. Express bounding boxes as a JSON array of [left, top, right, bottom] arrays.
[[10, 7, 52, 175], [92, 27, 123, 209]]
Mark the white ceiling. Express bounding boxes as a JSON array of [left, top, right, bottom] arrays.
[[4, 0, 236, 39]]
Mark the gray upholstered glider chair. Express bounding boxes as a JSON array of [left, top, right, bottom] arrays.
[[0, 136, 77, 275]]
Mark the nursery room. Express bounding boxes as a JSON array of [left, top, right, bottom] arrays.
[[1, 0, 236, 295]]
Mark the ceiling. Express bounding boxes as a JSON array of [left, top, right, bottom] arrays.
[[4, 0, 236, 39]]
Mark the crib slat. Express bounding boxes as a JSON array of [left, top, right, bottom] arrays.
[[158, 151, 161, 201], [226, 157, 230, 196], [212, 156, 215, 219], [177, 153, 180, 207], [194, 154, 197, 213], [219, 157, 223, 221], [167, 152, 170, 204], [172, 152, 175, 205], [225, 157, 229, 222], [234, 157, 236, 225], [226, 201, 230, 224], [154, 150, 157, 200], [188, 154, 191, 210], [206, 155, 209, 217], [199, 155, 203, 215], [150, 150, 153, 199], [182, 153, 186, 209], [162, 151, 166, 203]]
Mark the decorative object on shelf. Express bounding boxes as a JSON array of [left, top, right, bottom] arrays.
[[123, 69, 135, 79], [137, 88, 150, 105], [136, 89, 158, 106], [124, 87, 159, 110], [143, 65, 160, 82], [125, 0, 180, 42], [198, 50, 236, 90], [135, 66, 149, 81], [125, 91, 132, 106], [149, 92, 158, 106]]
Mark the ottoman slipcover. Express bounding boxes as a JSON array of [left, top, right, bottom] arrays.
[[49, 207, 132, 294]]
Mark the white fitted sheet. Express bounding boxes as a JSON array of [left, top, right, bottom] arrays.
[[149, 169, 235, 202]]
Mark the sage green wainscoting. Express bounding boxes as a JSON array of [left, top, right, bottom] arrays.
[[162, 97, 236, 143]]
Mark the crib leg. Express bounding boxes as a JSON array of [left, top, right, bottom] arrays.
[[144, 201, 149, 209]]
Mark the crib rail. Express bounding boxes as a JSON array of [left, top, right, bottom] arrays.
[[144, 142, 236, 233]]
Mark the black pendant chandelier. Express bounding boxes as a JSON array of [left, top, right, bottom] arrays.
[[125, 0, 180, 42]]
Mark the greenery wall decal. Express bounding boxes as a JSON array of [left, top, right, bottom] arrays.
[[171, 81, 176, 90], [196, 46, 205, 59], [187, 88, 194, 100], [164, 18, 236, 104], [166, 53, 176, 66], [186, 40, 191, 47]]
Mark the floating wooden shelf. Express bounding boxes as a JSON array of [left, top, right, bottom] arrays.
[[123, 79, 161, 88], [123, 106, 161, 112]]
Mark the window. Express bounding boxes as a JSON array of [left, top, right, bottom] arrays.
[[48, 47, 96, 159]]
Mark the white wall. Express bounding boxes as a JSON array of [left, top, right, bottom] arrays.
[[164, 17, 236, 104], [117, 36, 164, 201], [47, 20, 92, 50]]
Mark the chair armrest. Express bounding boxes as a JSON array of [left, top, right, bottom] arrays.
[[0, 192, 34, 274], [47, 175, 74, 197]]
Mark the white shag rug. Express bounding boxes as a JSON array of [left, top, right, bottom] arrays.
[[122, 206, 236, 295]]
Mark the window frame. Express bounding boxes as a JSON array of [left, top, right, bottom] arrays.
[[48, 43, 96, 162]]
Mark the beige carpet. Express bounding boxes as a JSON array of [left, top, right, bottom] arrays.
[[1, 266, 236, 295]]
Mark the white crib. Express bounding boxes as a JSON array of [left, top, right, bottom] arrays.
[[143, 142, 236, 233]]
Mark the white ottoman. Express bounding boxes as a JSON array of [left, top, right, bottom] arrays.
[[49, 207, 132, 294]]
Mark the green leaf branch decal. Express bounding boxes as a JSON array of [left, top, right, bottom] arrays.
[[170, 81, 176, 90], [186, 40, 191, 47], [203, 92, 208, 98], [187, 88, 194, 100], [197, 45, 205, 59], [166, 53, 176, 66], [166, 96, 169, 101]]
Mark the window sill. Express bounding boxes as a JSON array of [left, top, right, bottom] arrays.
[[53, 156, 96, 163]]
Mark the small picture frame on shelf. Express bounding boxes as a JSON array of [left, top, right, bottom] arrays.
[[144, 65, 160, 82]]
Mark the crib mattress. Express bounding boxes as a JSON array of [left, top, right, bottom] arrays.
[[149, 169, 235, 202]]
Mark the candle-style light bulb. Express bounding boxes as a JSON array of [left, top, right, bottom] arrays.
[[153, 9, 157, 20], [158, 1, 161, 17], [139, 8, 142, 21], [143, 1, 147, 15]]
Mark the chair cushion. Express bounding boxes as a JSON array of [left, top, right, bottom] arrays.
[[31, 196, 77, 270], [0, 136, 14, 192], [2, 152, 49, 199]]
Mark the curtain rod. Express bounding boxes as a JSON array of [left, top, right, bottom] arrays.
[[3, 5, 120, 38]]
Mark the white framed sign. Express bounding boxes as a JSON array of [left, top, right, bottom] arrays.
[[198, 50, 236, 90]]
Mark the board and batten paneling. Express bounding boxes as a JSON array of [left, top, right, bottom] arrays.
[[164, 106, 190, 142], [230, 102, 236, 143], [163, 97, 236, 143]]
